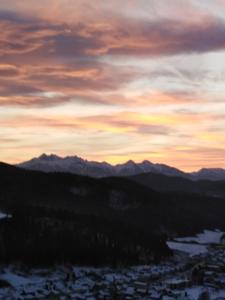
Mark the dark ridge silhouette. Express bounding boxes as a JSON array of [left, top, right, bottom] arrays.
[[0, 162, 225, 266]]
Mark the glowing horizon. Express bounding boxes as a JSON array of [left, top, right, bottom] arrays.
[[1, 0, 225, 171]]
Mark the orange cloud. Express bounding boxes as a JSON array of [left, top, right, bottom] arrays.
[[0, 1, 225, 170]]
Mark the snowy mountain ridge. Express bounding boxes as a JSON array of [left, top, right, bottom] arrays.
[[17, 153, 225, 181]]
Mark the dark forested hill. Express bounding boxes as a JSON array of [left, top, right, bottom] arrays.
[[129, 172, 225, 198], [0, 162, 225, 266]]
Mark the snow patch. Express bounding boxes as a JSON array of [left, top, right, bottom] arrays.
[[175, 230, 224, 245], [167, 241, 208, 257]]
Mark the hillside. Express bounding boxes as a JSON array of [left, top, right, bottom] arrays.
[[0, 163, 225, 266], [129, 172, 225, 198]]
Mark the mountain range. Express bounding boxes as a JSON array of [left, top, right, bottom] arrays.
[[17, 153, 225, 181]]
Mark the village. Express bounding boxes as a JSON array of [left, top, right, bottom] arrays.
[[0, 230, 225, 300]]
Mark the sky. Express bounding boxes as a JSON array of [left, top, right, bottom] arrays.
[[1, 0, 225, 171]]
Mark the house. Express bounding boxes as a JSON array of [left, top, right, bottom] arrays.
[[165, 278, 190, 290], [133, 280, 149, 295]]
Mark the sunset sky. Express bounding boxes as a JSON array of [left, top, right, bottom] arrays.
[[1, 0, 225, 171]]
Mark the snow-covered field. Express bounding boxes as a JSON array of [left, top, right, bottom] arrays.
[[175, 230, 224, 245], [167, 230, 225, 257], [167, 241, 208, 256]]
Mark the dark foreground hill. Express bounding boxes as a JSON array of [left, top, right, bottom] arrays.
[[0, 162, 225, 266]]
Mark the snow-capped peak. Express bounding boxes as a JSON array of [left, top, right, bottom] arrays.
[[39, 153, 60, 161], [17, 154, 183, 178], [16, 154, 225, 181]]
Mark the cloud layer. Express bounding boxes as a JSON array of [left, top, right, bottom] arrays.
[[0, 0, 225, 170]]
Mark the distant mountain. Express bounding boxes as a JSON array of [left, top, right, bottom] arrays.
[[18, 154, 115, 177], [17, 154, 225, 181], [17, 153, 186, 178], [191, 168, 225, 181]]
